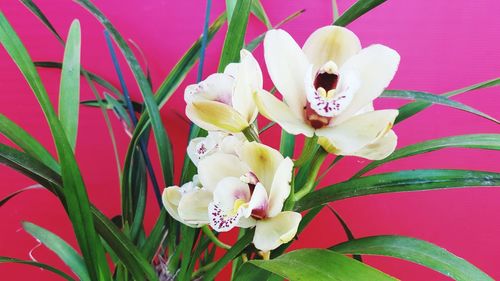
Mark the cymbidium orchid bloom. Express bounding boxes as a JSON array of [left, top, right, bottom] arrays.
[[197, 142, 301, 252], [162, 175, 212, 227], [186, 131, 245, 166], [254, 26, 401, 160], [185, 49, 262, 133]]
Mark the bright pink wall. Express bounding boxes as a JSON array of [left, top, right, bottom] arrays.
[[1, 0, 499, 280]]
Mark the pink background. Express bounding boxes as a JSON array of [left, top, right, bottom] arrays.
[[1, 0, 499, 280]]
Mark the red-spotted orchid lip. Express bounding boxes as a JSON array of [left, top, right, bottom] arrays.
[[305, 61, 357, 129]]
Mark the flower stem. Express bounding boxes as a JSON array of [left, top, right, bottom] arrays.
[[294, 147, 328, 200], [242, 124, 260, 142], [294, 136, 318, 167], [202, 225, 231, 250]]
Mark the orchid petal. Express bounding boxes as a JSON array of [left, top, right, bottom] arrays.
[[184, 73, 233, 104], [246, 183, 269, 219], [316, 109, 398, 155], [335, 44, 400, 124], [186, 100, 249, 133], [232, 49, 262, 123], [302, 26, 361, 73], [253, 211, 302, 251], [212, 177, 251, 212], [162, 186, 183, 224], [268, 157, 294, 217], [264, 29, 309, 117], [237, 142, 284, 192], [350, 129, 398, 160], [177, 189, 212, 226], [198, 153, 250, 191], [254, 89, 314, 137]]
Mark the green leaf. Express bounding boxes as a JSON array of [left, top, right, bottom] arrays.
[[0, 13, 111, 280], [35, 61, 123, 98], [75, 0, 174, 187], [295, 170, 500, 212], [248, 249, 396, 281], [141, 210, 168, 261], [326, 206, 362, 262], [0, 185, 43, 207], [382, 90, 499, 124], [355, 134, 500, 177], [23, 222, 91, 281], [280, 130, 295, 158], [333, 0, 387, 27], [396, 77, 500, 124], [19, 0, 64, 44], [0, 256, 76, 281], [0, 144, 159, 281], [58, 20, 81, 150], [251, 0, 272, 28], [330, 236, 493, 281], [203, 230, 254, 280], [0, 113, 59, 172], [218, 0, 253, 71], [225, 0, 237, 23]]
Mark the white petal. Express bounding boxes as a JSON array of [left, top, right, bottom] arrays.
[[232, 50, 262, 124], [184, 73, 234, 105], [264, 29, 309, 117], [253, 211, 302, 251], [208, 201, 243, 232], [212, 177, 251, 212], [177, 189, 213, 226], [254, 89, 314, 137], [198, 153, 250, 191], [219, 134, 246, 155], [224, 62, 239, 78], [335, 44, 400, 124], [162, 186, 183, 224], [187, 134, 220, 166], [237, 142, 283, 192], [350, 129, 398, 160], [302, 26, 361, 72], [268, 158, 294, 217], [186, 101, 249, 133], [316, 109, 398, 155]]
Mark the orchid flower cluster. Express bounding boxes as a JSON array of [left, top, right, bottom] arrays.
[[162, 25, 400, 252]]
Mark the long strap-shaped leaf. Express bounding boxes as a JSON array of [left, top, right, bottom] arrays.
[[0, 144, 159, 281], [74, 0, 174, 187], [23, 222, 91, 281], [0, 256, 76, 281], [295, 169, 500, 211], [58, 20, 81, 150], [330, 236, 493, 281], [382, 90, 499, 124], [333, 0, 387, 27], [245, 249, 396, 281], [395, 77, 500, 124], [354, 134, 500, 177], [0, 114, 59, 172], [0, 12, 111, 281]]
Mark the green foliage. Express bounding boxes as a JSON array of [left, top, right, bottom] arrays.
[[0, 256, 76, 281], [331, 236, 493, 281], [334, 0, 387, 27]]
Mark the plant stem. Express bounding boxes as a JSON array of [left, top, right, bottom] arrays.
[[202, 225, 230, 250], [294, 136, 318, 167], [191, 261, 215, 280], [242, 124, 260, 142], [294, 148, 328, 200]]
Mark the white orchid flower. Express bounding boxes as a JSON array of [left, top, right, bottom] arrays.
[[197, 142, 301, 252], [254, 26, 401, 160], [187, 131, 246, 166], [185, 49, 262, 133], [162, 175, 212, 227]]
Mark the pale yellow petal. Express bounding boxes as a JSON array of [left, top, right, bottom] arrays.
[[268, 157, 294, 217], [316, 109, 398, 155], [237, 142, 283, 192], [177, 189, 213, 226], [264, 29, 309, 117], [302, 26, 361, 72], [186, 101, 249, 133], [254, 89, 314, 137], [253, 211, 302, 251], [335, 44, 400, 124], [350, 129, 398, 160], [232, 49, 261, 123], [162, 187, 183, 223]]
